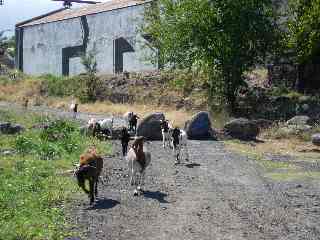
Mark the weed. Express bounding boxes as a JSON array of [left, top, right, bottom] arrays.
[[0, 110, 111, 239]]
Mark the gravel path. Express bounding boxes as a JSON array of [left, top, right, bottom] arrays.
[[0, 101, 126, 127], [71, 140, 320, 240], [1, 101, 319, 239]]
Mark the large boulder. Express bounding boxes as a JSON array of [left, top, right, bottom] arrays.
[[286, 115, 312, 126], [224, 118, 259, 140], [136, 113, 165, 140], [251, 119, 273, 130], [185, 111, 216, 140], [0, 122, 24, 135], [311, 134, 320, 146], [282, 115, 313, 135]]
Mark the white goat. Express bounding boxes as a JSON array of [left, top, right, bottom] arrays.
[[160, 120, 173, 148], [123, 112, 133, 129], [171, 128, 189, 164], [70, 101, 78, 119], [126, 137, 151, 196], [87, 117, 114, 137]]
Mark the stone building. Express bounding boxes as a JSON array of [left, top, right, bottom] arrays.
[[15, 0, 157, 76]]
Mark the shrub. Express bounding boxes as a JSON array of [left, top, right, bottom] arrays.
[[14, 135, 37, 155], [39, 74, 81, 97]]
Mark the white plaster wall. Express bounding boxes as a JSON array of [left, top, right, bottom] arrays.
[[23, 18, 83, 75], [21, 3, 157, 76]]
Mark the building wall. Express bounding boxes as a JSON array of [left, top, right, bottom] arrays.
[[21, 4, 157, 76]]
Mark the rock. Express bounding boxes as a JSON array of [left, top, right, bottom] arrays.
[[0, 122, 24, 134], [286, 115, 312, 126], [251, 119, 273, 129], [223, 118, 259, 140], [136, 112, 165, 140], [31, 123, 49, 129], [280, 124, 312, 136], [185, 111, 216, 140], [312, 134, 320, 146], [0, 149, 15, 156], [0, 122, 11, 133], [279, 126, 296, 135]]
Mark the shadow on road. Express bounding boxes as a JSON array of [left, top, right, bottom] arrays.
[[86, 198, 120, 210], [185, 163, 201, 168], [143, 191, 169, 203]]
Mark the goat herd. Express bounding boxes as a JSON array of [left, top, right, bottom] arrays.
[[74, 111, 190, 205]]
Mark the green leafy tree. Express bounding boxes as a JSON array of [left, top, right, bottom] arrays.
[[0, 30, 14, 56], [80, 49, 101, 102], [287, 0, 320, 64], [143, 0, 279, 110]]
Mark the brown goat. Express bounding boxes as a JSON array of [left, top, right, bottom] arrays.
[[76, 147, 103, 205]]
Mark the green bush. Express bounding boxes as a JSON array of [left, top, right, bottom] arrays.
[[14, 135, 37, 155], [0, 110, 111, 239], [39, 74, 80, 97]]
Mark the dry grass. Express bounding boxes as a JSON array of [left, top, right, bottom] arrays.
[[47, 99, 195, 127], [0, 78, 42, 103], [225, 138, 320, 181], [0, 78, 195, 127], [225, 138, 320, 161]]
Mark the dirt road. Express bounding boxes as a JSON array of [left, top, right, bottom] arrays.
[[1, 101, 319, 239], [71, 140, 320, 240]]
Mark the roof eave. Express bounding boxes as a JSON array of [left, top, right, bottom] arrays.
[[16, 8, 67, 28]]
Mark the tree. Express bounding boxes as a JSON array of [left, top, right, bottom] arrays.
[[80, 49, 100, 102], [287, 0, 320, 64], [0, 30, 15, 57], [143, 0, 279, 110]]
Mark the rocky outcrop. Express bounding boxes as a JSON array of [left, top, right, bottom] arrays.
[[286, 115, 312, 126], [311, 134, 320, 146], [280, 115, 313, 135], [0, 122, 24, 134], [223, 118, 259, 140], [185, 111, 216, 140], [136, 113, 165, 140], [251, 119, 273, 129]]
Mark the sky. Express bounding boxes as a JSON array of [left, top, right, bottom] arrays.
[[0, 0, 108, 36]]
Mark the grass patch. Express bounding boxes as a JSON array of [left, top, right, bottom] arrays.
[[225, 140, 296, 171], [224, 139, 320, 182], [266, 171, 320, 181], [0, 110, 110, 239]]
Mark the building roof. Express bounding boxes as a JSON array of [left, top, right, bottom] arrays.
[[17, 0, 151, 28]]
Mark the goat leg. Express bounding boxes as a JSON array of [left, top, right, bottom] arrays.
[[89, 179, 95, 205], [95, 178, 99, 197]]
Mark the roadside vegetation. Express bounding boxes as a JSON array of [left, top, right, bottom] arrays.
[[0, 70, 205, 127], [225, 122, 320, 182], [0, 109, 110, 240]]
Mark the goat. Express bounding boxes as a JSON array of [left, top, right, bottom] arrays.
[[75, 147, 104, 205], [120, 127, 131, 156], [126, 136, 151, 196], [160, 119, 172, 148], [22, 97, 29, 109], [123, 112, 133, 129], [124, 112, 139, 133], [171, 128, 189, 164], [87, 117, 114, 139], [128, 114, 139, 133], [70, 101, 78, 119]]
